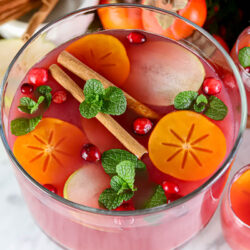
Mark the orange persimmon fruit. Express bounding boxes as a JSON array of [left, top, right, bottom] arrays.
[[148, 111, 227, 181]]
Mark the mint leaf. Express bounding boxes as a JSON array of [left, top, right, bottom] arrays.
[[238, 47, 250, 68], [110, 175, 130, 195], [101, 149, 146, 175], [36, 85, 52, 108], [174, 91, 198, 110], [194, 94, 208, 113], [204, 96, 228, 120], [101, 86, 127, 115], [84, 79, 105, 97], [145, 185, 167, 209], [79, 101, 102, 119], [11, 116, 42, 136], [18, 96, 44, 114], [116, 161, 136, 191], [98, 188, 133, 210]]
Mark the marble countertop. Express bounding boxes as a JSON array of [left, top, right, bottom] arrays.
[[0, 129, 249, 250]]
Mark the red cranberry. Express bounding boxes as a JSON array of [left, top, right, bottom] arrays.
[[162, 181, 180, 195], [28, 68, 48, 85], [245, 66, 250, 74], [133, 118, 153, 135], [114, 200, 135, 211], [81, 143, 101, 162], [127, 32, 146, 44], [167, 194, 182, 204], [202, 77, 222, 95], [52, 90, 67, 104], [43, 184, 57, 194], [21, 83, 34, 94]]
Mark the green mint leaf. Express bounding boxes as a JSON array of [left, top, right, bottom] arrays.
[[101, 86, 127, 115], [145, 185, 167, 209], [36, 85, 52, 108], [98, 188, 134, 210], [193, 94, 208, 113], [84, 79, 105, 97], [116, 161, 137, 191], [18, 97, 44, 114], [238, 47, 250, 68], [11, 116, 42, 136], [79, 100, 102, 119], [204, 96, 228, 120], [110, 175, 130, 195], [174, 91, 198, 110], [101, 149, 146, 175]]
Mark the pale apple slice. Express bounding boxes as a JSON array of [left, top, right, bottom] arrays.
[[64, 163, 110, 209], [0, 39, 24, 83], [123, 40, 205, 106]]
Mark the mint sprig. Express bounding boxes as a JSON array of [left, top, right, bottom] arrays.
[[238, 47, 250, 68], [99, 188, 134, 210], [79, 79, 127, 119], [36, 85, 52, 108], [145, 185, 167, 209], [101, 149, 145, 175], [10, 116, 42, 136], [174, 91, 228, 120], [18, 96, 44, 114]]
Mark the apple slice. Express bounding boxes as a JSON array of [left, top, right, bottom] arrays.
[[123, 40, 205, 106], [64, 163, 110, 208]]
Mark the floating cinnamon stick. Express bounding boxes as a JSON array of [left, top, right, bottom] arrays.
[[247, 116, 250, 129], [22, 0, 59, 42], [49, 64, 148, 159], [57, 51, 160, 120]]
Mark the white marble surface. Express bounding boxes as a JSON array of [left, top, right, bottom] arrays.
[[0, 129, 249, 250]]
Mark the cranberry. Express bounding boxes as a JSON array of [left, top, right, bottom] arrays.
[[28, 68, 48, 85], [21, 83, 34, 94], [167, 194, 182, 204], [127, 32, 146, 44], [133, 118, 153, 135], [162, 181, 180, 195], [114, 200, 135, 211], [81, 143, 101, 162], [245, 66, 250, 74], [202, 77, 222, 95], [43, 184, 57, 194], [52, 90, 67, 104]]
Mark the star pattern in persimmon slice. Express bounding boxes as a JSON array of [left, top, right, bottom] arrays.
[[148, 111, 227, 181]]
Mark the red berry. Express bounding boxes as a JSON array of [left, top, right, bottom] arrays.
[[245, 66, 250, 74], [167, 194, 182, 204], [127, 32, 146, 44], [81, 143, 101, 162], [114, 200, 135, 211], [28, 68, 48, 85], [133, 118, 153, 135], [52, 90, 67, 104], [43, 184, 57, 194], [21, 83, 34, 94], [202, 77, 222, 95], [162, 181, 180, 194]]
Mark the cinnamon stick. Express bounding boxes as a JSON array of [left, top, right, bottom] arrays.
[[49, 64, 148, 159], [22, 0, 59, 42], [57, 51, 160, 120], [0, 0, 41, 25], [247, 116, 250, 129], [0, 0, 30, 13]]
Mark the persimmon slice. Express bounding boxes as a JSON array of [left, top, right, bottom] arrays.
[[148, 111, 227, 181], [13, 118, 87, 189], [66, 34, 130, 86]]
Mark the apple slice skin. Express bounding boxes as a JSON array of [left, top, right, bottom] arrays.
[[123, 40, 205, 107], [64, 163, 110, 209]]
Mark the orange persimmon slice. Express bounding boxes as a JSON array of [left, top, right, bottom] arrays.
[[148, 111, 227, 181], [66, 34, 130, 86], [13, 118, 87, 189]]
